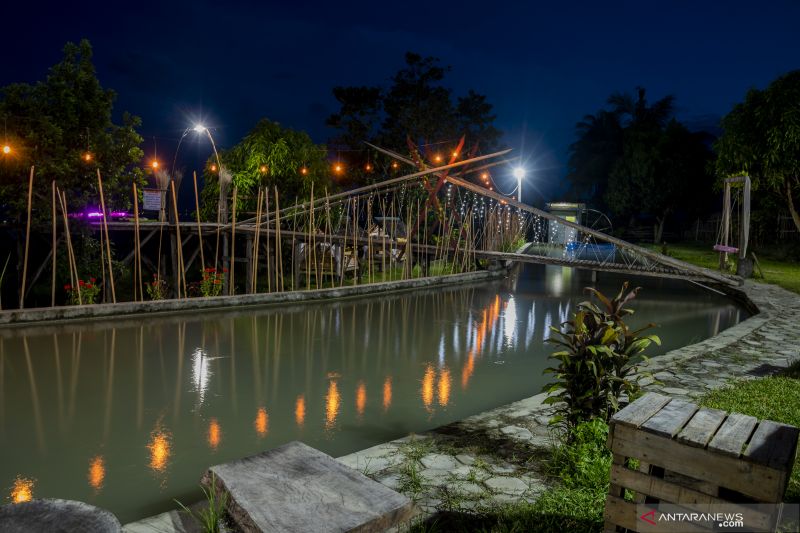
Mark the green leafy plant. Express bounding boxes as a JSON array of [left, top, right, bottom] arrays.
[[174, 473, 229, 533], [64, 278, 101, 305], [543, 282, 660, 430], [146, 274, 168, 300], [200, 268, 225, 297]]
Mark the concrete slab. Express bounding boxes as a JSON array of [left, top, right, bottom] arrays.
[[203, 441, 415, 533]]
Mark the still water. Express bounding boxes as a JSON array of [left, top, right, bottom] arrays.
[[0, 265, 746, 522]]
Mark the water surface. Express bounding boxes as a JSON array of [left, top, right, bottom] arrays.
[[0, 265, 746, 521]]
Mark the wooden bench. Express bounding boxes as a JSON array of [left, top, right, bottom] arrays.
[[202, 441, 415, 533], [604, 392, 799, 532]]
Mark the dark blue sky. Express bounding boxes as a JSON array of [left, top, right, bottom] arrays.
[[2, 0, 799, 200]]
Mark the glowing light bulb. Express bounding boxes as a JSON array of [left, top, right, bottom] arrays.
[[334, 163, 343, 173], [193, 124, 206, 133], [513, 167, 526, 180], [391, 162, 398, 169], [2, 145, 10, 154], [300, 166, 308, 175], [451, 151, 459, 157], [259, 165, 268, 173], [365, 163, 372, 171], [434, 154, 442, 163], [83, 152, 93, 162], [210, 164, 218, 172], [151, 160, 159, 169]]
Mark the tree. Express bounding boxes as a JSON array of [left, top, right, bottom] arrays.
[[566, 110, 623, 208], [200, 119, 330, 220], [568, 88, 713, 242], [326, 52, 502, 179], [0, 39, 144, 219], [715, 70, 800, 234]]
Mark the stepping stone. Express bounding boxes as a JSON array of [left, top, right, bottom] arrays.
[[420, 453, 459, 471], [203, 441, 415, 533], [0, 499, 121, 533]]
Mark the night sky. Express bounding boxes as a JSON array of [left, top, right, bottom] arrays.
[[2, 0, 799, 201]]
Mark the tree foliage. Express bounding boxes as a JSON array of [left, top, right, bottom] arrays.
[[567, 88, 714, 242], [326, 52, 502, 170], [200, 119, 330, 220], [715, 70, 800, 233], [0, 39, 144, 219]]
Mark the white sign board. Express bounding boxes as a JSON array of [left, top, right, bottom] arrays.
[[143, 189, 162, 211]]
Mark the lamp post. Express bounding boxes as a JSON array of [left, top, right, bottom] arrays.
[[513, 167, 526, 203]]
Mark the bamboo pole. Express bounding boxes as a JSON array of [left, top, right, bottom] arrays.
[[265, 188, 271, 293], [274, 187, 283, 291], [20, 166, 34, 309], [230, 185, 237, 295], [58, 189, 81, 305], [341, 198, 350, 288], [352, 199, 359, 286], [133, 183, 144, 301], [193, 171, 205, 273], [51, 180, 57, 307], [306, 185, 313, 289], [96, 170, 117, 303], [252, 187, 263, 294], [170, 180, 187, 298]]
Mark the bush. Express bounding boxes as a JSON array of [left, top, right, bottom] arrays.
[[543, 282, 660, 429]]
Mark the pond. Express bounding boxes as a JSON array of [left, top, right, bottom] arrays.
[[0, 265, 747, 522]]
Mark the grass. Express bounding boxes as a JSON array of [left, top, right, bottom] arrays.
[[648, 242, 800, 294], [699, 361, 800, 502], [409, 420, 610, 533]]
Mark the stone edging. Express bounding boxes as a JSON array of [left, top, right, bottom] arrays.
[[0, 268, 507, 328]]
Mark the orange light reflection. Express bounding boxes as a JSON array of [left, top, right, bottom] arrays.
[[147, 427, 172, 473], [421, 364, 435, 410], [437, 367, 451, 407], [382, 377, 392, 411], [88, 456, 105, 492], [208, 418, 221, 450], [355, 381, 366, 417], [295, 395, 306, 428], [255, 408, 269, 438], [461, 295, 503, 390], [325, 380, 341, 429], [10, 476, 34, 504]]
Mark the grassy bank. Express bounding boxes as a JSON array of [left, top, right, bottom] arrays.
[[699, 361, 800, 502], [648, 242, 800, 294]]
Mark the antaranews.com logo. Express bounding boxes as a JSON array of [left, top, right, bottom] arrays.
[[635, 503, 799, 532]]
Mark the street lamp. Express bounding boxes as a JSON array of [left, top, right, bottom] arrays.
[[513, 167, 526, 203]]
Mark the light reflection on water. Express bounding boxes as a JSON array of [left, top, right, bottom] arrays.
[[0, 265, 746, 521]]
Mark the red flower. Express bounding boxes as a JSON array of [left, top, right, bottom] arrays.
[[90, 277, 97, 283], [85, 283, 93, 289], [79, 280, 86, 287], [64, 284, 71, 290]]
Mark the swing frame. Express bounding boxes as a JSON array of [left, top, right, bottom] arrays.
[[715, 175, 751, 271]]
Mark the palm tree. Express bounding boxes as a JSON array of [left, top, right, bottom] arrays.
[[607, 87, 675, 130]]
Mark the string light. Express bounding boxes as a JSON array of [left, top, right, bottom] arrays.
[[334, 163, 343, 173], [83, 152, 93, 162], [2, 145, 10, 155], [391, 161, 398, 169], [434, 154, 443, 163], [300, 166, 308, 175], [210, 163, 218, 172], [259, 165, 268, 173], [365, 163, 372, 172], [151, 160, 159, 169]]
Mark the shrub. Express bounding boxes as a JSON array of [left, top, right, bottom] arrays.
[[543, 282, 659, 430], [146, 274, 168, 300], [200, 268, 224, 297], [64, 278, 101, 304]]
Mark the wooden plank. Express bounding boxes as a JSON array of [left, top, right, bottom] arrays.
[[641, 398, 698, 438], [604, 495, 712, 532], [609, 465, 775, 530], [708, 413, 758, 458], [203, 441, 415, 533], [677, 407, 727, 448], [610, 423, 785, 502], [744, 420, 800, 471], [612, 392, 672, 429]]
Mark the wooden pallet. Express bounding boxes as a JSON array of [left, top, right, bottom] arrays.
[[604, 392, 799, 532]]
